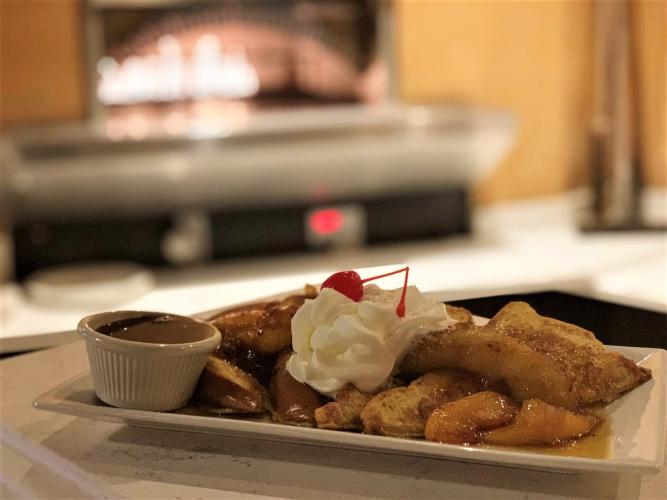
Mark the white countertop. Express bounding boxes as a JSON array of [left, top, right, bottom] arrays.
[[3, 196, 666, 352], [2, 341, 666, 500], [1, 195, 666, 498]]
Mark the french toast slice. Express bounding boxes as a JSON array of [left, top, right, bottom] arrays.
[[315, 384, 373, 431], [208, 286, 317, 356], [445, 304, 473, 324], [195, 356, 268, 413], [400, 302, 651, 410], [361, 369, 490, 438]]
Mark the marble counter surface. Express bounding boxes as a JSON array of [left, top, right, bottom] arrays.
[[2, 341, 665, 499]]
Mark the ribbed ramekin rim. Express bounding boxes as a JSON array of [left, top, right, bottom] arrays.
[[78, 310, 221, 353]]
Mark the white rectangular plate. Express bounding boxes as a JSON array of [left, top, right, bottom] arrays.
[[34, 346, 665, 475]]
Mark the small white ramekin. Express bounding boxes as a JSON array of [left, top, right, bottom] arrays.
[[78, 310, 221, 411]]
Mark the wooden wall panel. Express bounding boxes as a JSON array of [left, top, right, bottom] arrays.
[[633, 0, 666, 187], [396, 0, 595, 203], [0, 0, 86, 129]]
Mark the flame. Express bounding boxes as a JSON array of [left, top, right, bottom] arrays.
[[97, 33, 260, 105]]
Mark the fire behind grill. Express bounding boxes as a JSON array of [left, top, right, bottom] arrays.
[[95, 0, 382, 108]]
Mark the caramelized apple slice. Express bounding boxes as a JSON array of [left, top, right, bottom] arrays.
[[269, 351, 324, 426], [425, 391, 519, 445], [195, 356, 267, 413], [482, 399, 599, 446]]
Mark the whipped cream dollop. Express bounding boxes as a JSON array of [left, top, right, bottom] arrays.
[[286, 284, 457, 396]]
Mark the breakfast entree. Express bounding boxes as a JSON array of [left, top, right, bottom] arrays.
[[194, 267, 651, 448]]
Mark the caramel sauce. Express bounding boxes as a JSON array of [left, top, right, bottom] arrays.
[[481, 419, 611, 459], [98, 314, 212, 344], [269, 351, 324, 424]]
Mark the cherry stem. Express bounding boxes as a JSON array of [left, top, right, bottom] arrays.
[[360, 267, 409, 284], [396, 267, 409, 318], [361, 266, 410, 318]]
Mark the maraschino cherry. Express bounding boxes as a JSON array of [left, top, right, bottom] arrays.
[[321, 266, 410, 318]]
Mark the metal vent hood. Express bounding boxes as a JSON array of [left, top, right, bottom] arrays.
[[3, 104, 516, 222]]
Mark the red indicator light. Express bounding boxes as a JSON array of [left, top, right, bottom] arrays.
[[309, 209, 344, 235]]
